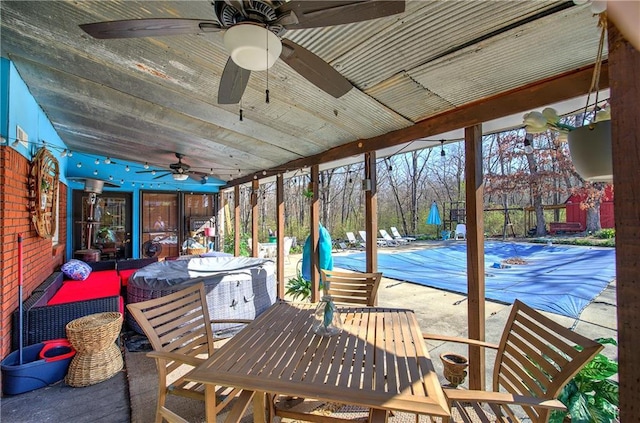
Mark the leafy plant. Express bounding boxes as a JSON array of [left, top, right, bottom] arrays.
[[285, 274, 311, 301], [41, 179, 51, 192], [550, 337, 618, 423], [596, 228, 615, 239]]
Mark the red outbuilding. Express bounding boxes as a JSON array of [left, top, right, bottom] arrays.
[[565, 185, 615, 230]]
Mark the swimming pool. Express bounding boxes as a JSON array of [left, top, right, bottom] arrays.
[[332, 242, 616, 319]]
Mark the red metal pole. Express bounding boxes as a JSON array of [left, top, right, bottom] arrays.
[[17, 233, 24, 364]]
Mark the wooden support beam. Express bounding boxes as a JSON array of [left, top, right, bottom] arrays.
[[234, 186, 240, 257], [310, 165, 320, 302], [608, 19, 640, 423], [364, 151, 378, 273], [465, 124, 486, 390], [224, 64, 608, 189], [276, 174, 285, 298], [251, 179, 259, 258]]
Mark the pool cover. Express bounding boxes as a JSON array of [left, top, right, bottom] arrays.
[[332, 242, 616, 318]]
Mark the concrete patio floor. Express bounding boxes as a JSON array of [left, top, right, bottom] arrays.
[[1, 241, 617, 422]]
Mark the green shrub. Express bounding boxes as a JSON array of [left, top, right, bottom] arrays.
[[596, 228, 615, 239], [223, 233, 250, 256]]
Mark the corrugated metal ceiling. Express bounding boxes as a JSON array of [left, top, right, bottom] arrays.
[[0, 1, 605, 184]]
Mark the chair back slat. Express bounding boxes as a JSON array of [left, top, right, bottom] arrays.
[[492, 300, 603, 422], [320, 269, 382, 307], [127, 282, 214, 360]]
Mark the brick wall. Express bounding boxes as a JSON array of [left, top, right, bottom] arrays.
[[0, 146, 67, 359]]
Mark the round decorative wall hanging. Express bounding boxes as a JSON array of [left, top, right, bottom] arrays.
[[30, 147, 59, 238]]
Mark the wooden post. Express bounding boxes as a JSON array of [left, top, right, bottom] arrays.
[[310, 165, 320, 302], [608, 19, 640, 423], [276, 174, 285, 298], [234, 185, 240, 257], [465, 124, 486, 390], [364, 151, 378, 273], [251, 179, 259, 257]]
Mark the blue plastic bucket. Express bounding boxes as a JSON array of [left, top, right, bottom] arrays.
[[1, 339, 76, 395]]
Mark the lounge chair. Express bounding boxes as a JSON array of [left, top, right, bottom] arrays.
[[345, 232, 364, 249], [283, 236, 293, 263], [359, 230, 387, 247], [453, 223, 466, 240], [379, 229, 403, 245], [390, 226, 416, 242]]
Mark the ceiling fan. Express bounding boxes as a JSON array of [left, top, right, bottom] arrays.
[[79, 1, 405, 104], [137, 153, 205, 181]]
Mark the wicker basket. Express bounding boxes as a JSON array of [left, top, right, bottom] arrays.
[[66, 312, 123, 353], [65, 312, 124, 387], [65, 343, 123, 387]]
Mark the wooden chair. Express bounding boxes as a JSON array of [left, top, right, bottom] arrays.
[[321, 269, 383, 306], [422, 300, 603, 423], [127, 283, 253, 423]]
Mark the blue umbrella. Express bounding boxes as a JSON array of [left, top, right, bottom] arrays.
[[426, 201, 442, 225]]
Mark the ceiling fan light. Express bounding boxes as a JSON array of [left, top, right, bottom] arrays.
[[172, 173, 189, 181], [224, 24, 282, 71]]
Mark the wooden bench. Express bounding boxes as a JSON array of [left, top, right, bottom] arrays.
[[549, 222, 583, 234]]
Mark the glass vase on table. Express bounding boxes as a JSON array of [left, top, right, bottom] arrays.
[[312, 295, 343, 336]]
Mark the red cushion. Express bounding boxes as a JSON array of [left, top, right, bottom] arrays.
[[49, 270, 121, 305], [118, 268, 138, 287]]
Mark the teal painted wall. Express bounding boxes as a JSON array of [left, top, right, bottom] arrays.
[[1, 58, 225, 259]]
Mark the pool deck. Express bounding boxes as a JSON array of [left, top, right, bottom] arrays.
[[1, 240, 617, 422]]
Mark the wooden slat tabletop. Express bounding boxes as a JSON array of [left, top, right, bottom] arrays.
[[186, 301, 449, 419]]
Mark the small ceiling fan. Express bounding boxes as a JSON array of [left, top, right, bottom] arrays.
[[80, 1, 405, 104], [137, 153, 204, 181]]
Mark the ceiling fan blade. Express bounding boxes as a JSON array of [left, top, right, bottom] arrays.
[[218, 58, 251, 104], [136, 169, 163, 174], [80, 19, 222, 39], [153, 173, 171, 180], [280, 40, 351, 98], [277, 1, 405, 30]]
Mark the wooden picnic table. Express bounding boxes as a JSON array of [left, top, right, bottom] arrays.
[[185, 301, 450, 423]]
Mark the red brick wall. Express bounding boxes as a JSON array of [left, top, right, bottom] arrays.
[[0, 146, 67, 359]]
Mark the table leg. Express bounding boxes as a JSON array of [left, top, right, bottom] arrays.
[[205, 384, 217, 422], [369, 409, 389, 423], [253, 391, 267, 423]]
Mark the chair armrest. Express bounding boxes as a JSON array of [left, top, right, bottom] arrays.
[[443, 389, 567, 411], [422, 333, 499, 350], [147, 350, 206, 367]]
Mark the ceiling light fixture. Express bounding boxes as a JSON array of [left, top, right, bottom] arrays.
[[223, 24, 282, 71], [172, 173, 189, 181], [104, 157, 111, 164], [440, 140, 446, 157], [144, 162, 149, 169]]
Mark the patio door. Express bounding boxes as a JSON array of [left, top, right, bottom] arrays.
[[141, 192, 179, 259], [141, 192, 217, 259], [72, 191, 133, 259]]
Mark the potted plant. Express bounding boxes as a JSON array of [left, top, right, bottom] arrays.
[[549, 337, 618, 423], [285, 274, 312, 301], [40, 179, 51, 209], [522, 104, 612, 182]]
